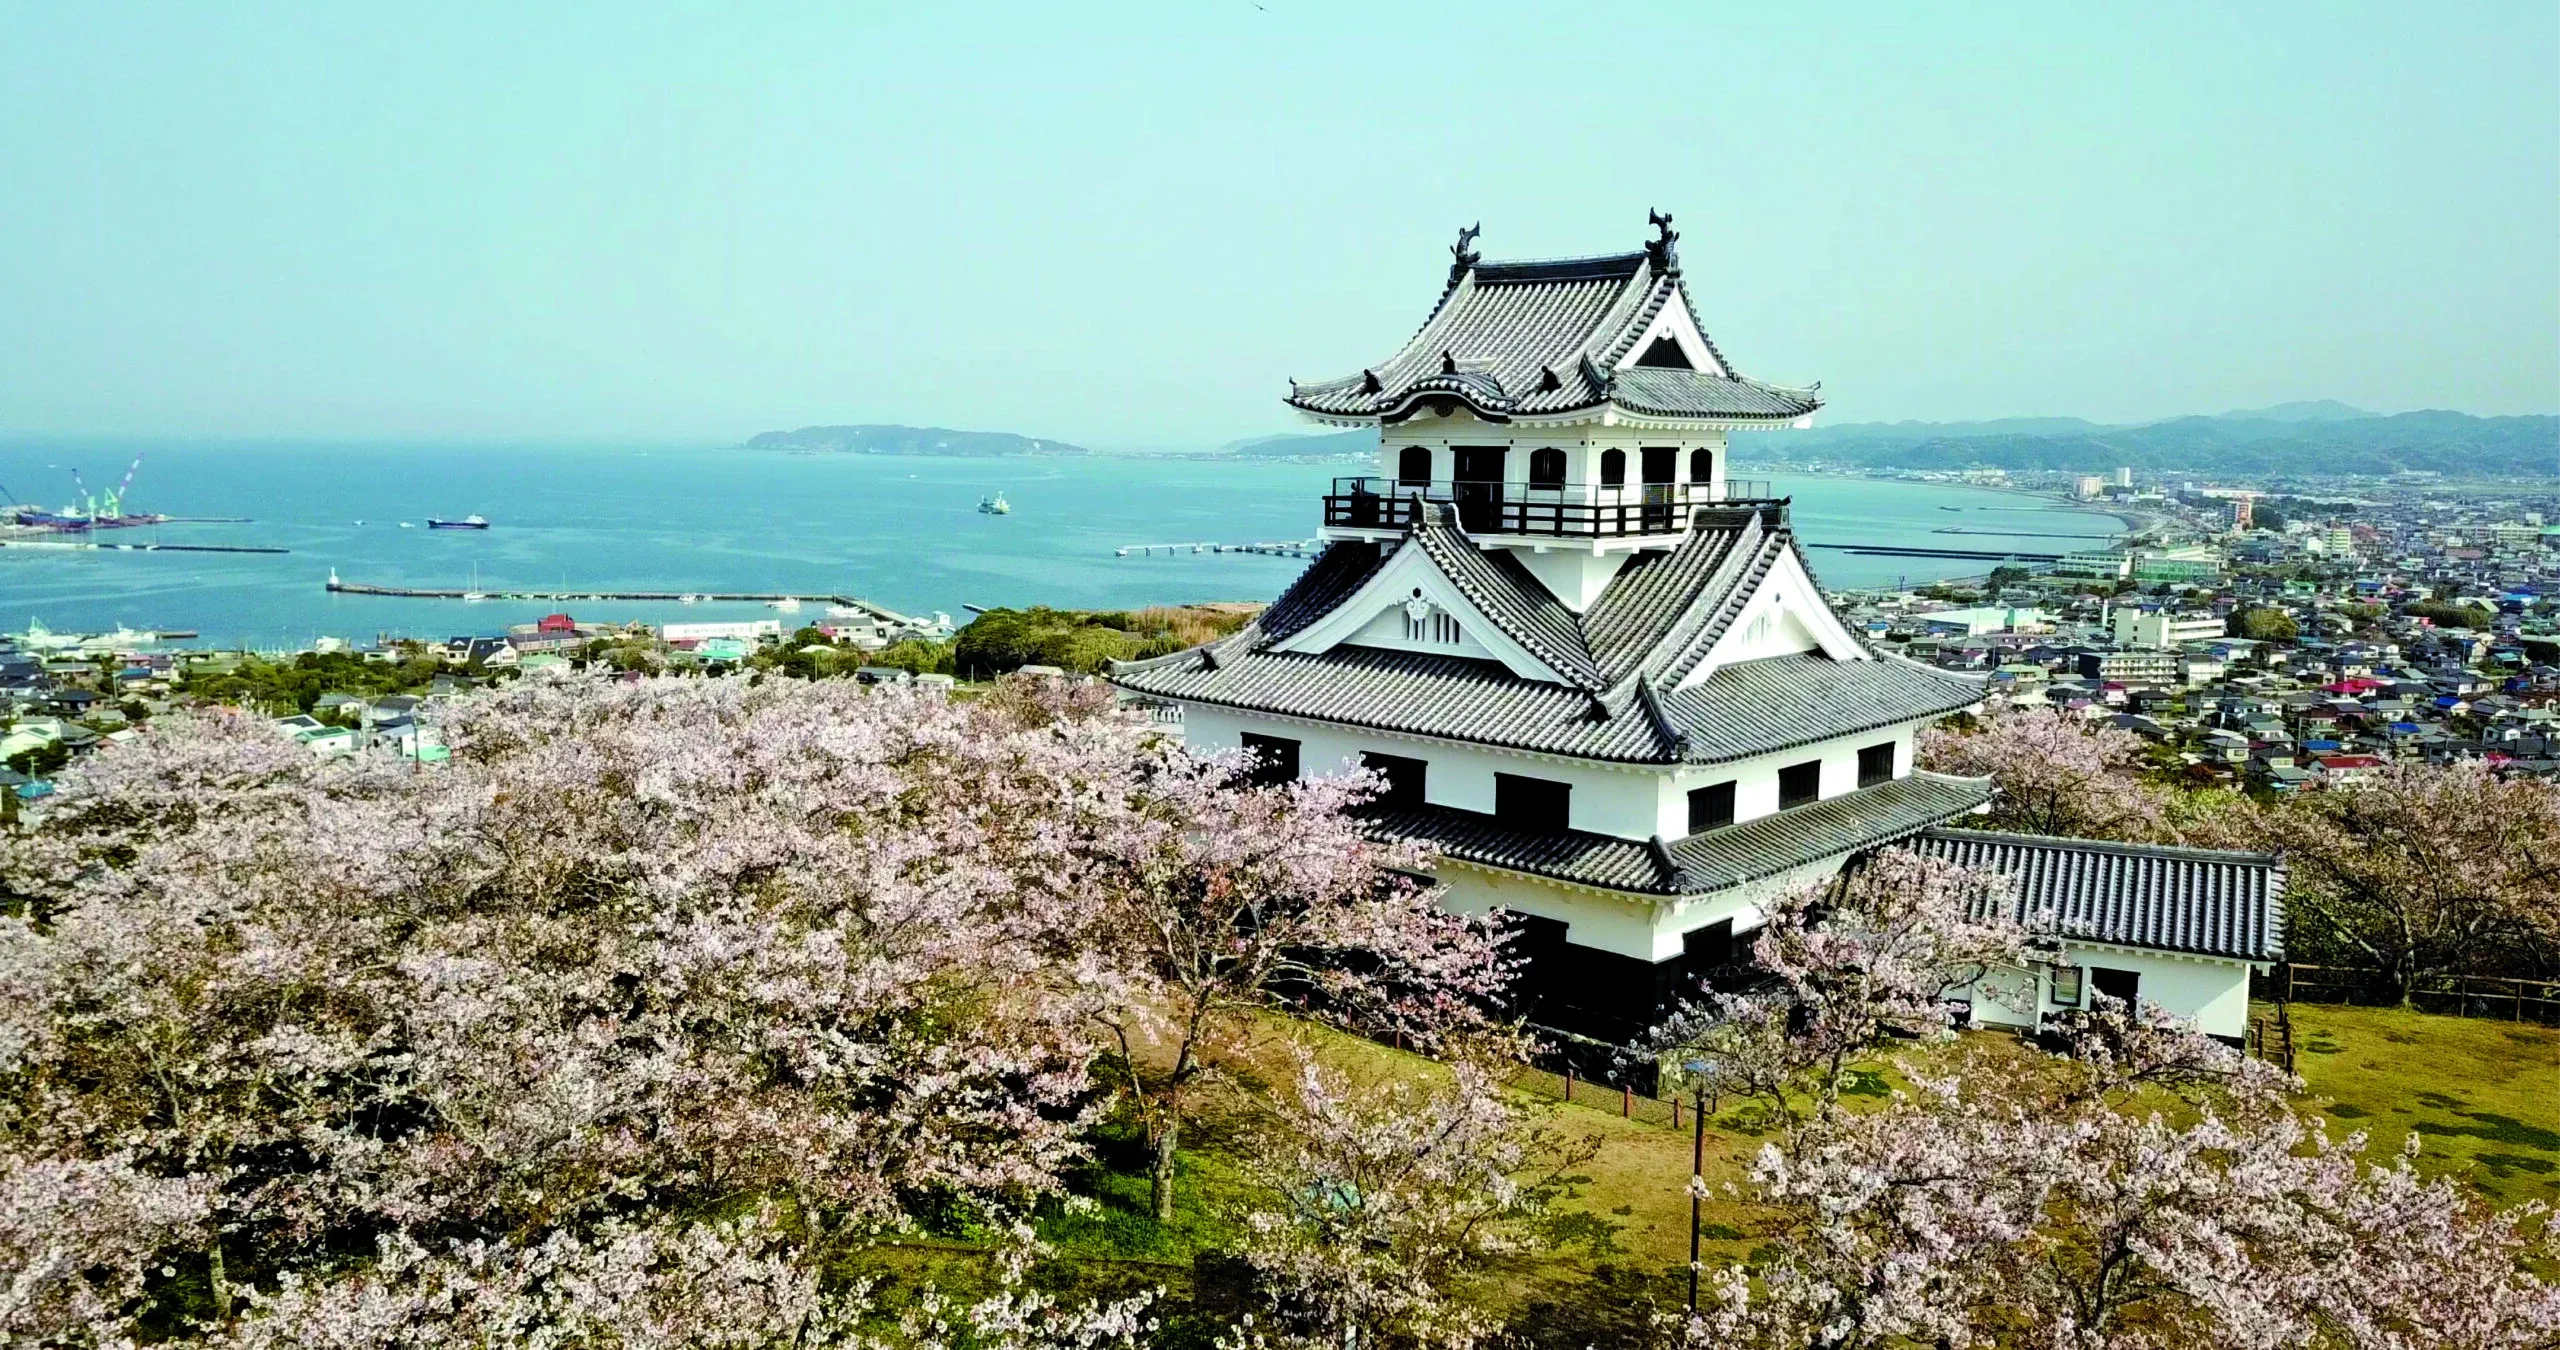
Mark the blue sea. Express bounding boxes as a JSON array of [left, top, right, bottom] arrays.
[[0, 442, 2124, 648]]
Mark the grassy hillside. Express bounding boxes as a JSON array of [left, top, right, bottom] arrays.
[[891, 1006, 2558, 1346], [2270, 1002, 2560, 1210]]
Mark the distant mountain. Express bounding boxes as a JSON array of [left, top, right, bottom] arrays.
[[1223, 429, 1377, 459], [2212, 399, 2371, 423], [1777, 409, 2556, 478], [742, 424, 1089, 456]]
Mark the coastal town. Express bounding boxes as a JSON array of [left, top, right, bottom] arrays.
[[7, 466, 2553, 803]]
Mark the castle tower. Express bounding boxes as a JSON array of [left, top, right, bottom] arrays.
[[1112, 218, 2279, 1048]]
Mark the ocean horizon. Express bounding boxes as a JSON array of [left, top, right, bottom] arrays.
[[0, 440, 2125, 649]]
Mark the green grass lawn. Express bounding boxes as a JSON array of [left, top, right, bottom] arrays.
[[869, 1004, 2554, 1345], [2265, 1000, 2560, 1210]]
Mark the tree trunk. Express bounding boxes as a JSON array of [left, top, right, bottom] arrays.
[[1149, 1118, 1181, 1222], [208, 1232, 232, 1320]]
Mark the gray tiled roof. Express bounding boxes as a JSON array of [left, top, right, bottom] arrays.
[[1285, 237, 1818, 425], [1655, 653, 1988, 765], [1110, 502, 1986, 765], [1909, 828, 2286, 962], [1369, 771, 1992, 897], [1408, 508, 1606, 687]]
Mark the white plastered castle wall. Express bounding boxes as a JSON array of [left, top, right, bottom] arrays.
[[1957, 943, 2257, 1041], [1185, 703, 1932, 846], [1370, 409, 1731, 498]]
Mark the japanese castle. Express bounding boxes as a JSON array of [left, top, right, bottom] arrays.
[[1112, 217, 2281, 1045]]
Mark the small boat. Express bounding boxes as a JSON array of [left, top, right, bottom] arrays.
[[399, 522, 414, 529], [427, 515, 491, 530], [680, 594, 703, 605], [977, 493, 1011, 515], [769, 597, 801, 612], [462, 592, 488, 603]]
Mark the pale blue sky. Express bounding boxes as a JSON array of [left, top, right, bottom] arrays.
[[2, 2, 2553, 444]]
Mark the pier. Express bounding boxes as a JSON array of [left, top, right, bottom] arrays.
[[0, 538, 289, 554], [1115, 539, 1321, 559], [324, 577, 919, 627], [1805, 542, 2063, 562]]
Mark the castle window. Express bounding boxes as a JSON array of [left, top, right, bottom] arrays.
[[1494, 773, 1571, 830], [1690, 447, 1714, 484], [1778, 760, 1821, 810], [1687, 780, 1736, 833], [1858, 743, 1895, 788], [1600, 448, 1626, 488], [1397, 446, 1432, 485], [1400, 596, 1463, 646], [1240, 733, 1299, 786], [1528, 447, 1565, 489], [1361, 752, 1427, 808]]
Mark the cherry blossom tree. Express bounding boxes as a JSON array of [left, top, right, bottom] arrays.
[[2190, 762, 2560, 998], [1647, 849, 2032, 1145], [1067, 757, 1512, 1220], [1919, 706, 2168, 842], [1675, 1009, 2560, 1350], [0, 677, 1293, 1345], [1222, 1047, 1595, 1350]]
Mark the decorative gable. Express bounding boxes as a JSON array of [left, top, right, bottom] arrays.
[[1267, 538, 1579, 684], [1612, 286, 1729, 379], [1676, 545, 1868, 688]]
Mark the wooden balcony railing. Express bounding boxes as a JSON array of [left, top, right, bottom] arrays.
[[1322, 478, 1776, 538]]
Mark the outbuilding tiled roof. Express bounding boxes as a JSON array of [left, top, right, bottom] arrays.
[[1909, 828, 2286, 962], [1285, 230, 1818, 425], [1368, 771, 1992, 898]]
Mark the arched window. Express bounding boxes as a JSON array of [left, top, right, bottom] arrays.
[[1600, 448, 1626, 488], [1397, 446, 1432, 486], [1528, 448, 1566, 489], [1690, 447, 1714, 485]]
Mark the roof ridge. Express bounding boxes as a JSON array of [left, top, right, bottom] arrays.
[[1653, 517, 1781, 687], [1918, 826, 2284, 866], [1410, 515, 1603, 688]]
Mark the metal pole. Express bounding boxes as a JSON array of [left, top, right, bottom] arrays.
[[1688, 1084, 1707, 1313]]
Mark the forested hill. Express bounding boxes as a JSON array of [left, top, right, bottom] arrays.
[[741, 424, 1090, 455], [1779, 408, 2556, 477]]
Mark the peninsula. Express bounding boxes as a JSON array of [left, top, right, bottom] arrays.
[[740, 424, 1089, 456]]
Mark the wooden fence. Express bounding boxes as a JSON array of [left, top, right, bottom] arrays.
[[2251, 963, 2560, 1027]]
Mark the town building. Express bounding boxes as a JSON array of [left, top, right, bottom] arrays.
[[2112, 607, 2226, 649], [1112, 218, 2286, 1044]]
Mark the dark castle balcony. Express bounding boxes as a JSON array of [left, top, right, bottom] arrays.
[[1322, 477, 1776, 539]]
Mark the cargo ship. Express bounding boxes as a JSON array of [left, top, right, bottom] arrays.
[[426, 515, 491, 530]]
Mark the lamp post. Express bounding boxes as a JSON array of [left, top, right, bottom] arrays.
[[1684, 1058, 1711, 1313]]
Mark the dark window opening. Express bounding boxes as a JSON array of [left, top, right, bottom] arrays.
[[1633, 335, 1691, 369], [1527, 447, 1566, 489], [1690, 446, 1714, 484], [1777, 760, 1822, 810], [1452, 446, 1507, 533], [1240, 733, 1299, 787], [1641, 446, 1676, 484], [1396, 446, 1432, 486], [2089, 967, 2141, 1009], [1600, 448, 1626, 488], [1494, 773, 1571, 830], [1687, 780, 1736, 834], [1360, 752, 1427, 809], [1682, 919, 1734, 981], [1858, 743, 1895, 788]]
